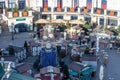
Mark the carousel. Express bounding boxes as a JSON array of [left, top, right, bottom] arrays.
[[40, 42, 57, 67], [43, 25, 55, 40], [66, 26, 82, 40]]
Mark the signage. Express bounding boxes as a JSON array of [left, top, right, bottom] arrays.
[[16, 18, 26, 21]]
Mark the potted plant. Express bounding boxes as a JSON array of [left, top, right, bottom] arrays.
[[23, 7, 28, 17], [117, 25, 120, 36], [5, 8, 8, 16], [57, 7, 61, 12], [84, 7, 88, 14], [96, 9, 101, 14], [70, 7, 74, 12], [6, 8, 12, 17], [13, 6, 19, 17]]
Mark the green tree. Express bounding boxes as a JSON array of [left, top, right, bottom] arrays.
[[66, 23, 70, 30], [83, 21, 91, 29], [24, 7, 28, 12], [117, 25, 120, 33], [14, 6, 18, 12], [108, 27, 118, 35]]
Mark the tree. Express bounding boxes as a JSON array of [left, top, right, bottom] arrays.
[[14, 6, 18, 12], [108, 27, 118, 35], [83, 21, 91, 29], [117, 25, 120, 35]]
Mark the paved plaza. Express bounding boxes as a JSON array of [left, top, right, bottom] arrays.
[[0, 32, 33, 48], [0, 31, 120, 80]]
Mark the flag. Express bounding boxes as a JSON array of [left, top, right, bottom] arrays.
[[101, 0, 107, 10], [43, 0, 48, 8], [87, 0, 92, 9], [74, 0, 77, 8], [57, 0, 62, 8]]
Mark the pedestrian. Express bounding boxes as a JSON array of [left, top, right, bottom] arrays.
[[33, 33, 36, 38], [91, 41, 95, 48], [78, 36, 82, 45], [109, 43, 112, 49], [37, 31, 40, 38], [103, 55, 108, 67]]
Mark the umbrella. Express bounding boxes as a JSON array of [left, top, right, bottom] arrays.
[[51, 19, 67, 24], [35, 19, 50, 24], [69, 20, 85, 25]]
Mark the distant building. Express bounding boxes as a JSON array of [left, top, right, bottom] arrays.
[[0, 58, 37, 80], [15, 63, 32, 76], [35, 66, 60, 80]]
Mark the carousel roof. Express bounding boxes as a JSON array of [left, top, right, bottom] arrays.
[[40, 66, 60, 74]]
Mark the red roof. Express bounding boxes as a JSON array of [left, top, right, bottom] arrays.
[[15, 63, 32, 73], [1, 56, 16, 62], [41, 74, 60, 80]]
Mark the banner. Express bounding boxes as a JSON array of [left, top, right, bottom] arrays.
[[57, 0, 62, 8], [101, 0, 107, 10], [87, 0, 92, 9]]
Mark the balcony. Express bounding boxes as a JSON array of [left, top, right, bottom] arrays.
[[81, 7, 91, 14], [40, 7, 51, 12], [107, 10, 118, 16], [67, 7, 78, 12], [5, 10, 32, 18], [94, 8, 104, 14], [54, 7, 64, 12]]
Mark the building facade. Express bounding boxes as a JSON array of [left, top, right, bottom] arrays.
[[0, 0, 33, 32], [32, 0, 120, 28]]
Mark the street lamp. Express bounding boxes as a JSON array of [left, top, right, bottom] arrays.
[[11, 23, 14, 40]]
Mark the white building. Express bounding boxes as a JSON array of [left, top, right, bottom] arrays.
[[31, 0, 120, 28], [0, 0, 120, 31], [0, 0, 33, 32]]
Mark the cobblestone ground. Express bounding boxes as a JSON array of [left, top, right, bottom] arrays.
[[0, 32, 33, 48]]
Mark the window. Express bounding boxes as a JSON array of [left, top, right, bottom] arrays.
[[8, 0, 16, 8], [56, 16, 63, 19], [99, 18, 104, 26], [42, 15, 47, 19], [71, 16, 78, 20], [84, 17, 91, 22], [18, 0, 25, 10], [108, 19, 118, 26], [0, 2, 5, 8], [0, 2, 5, 13]]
